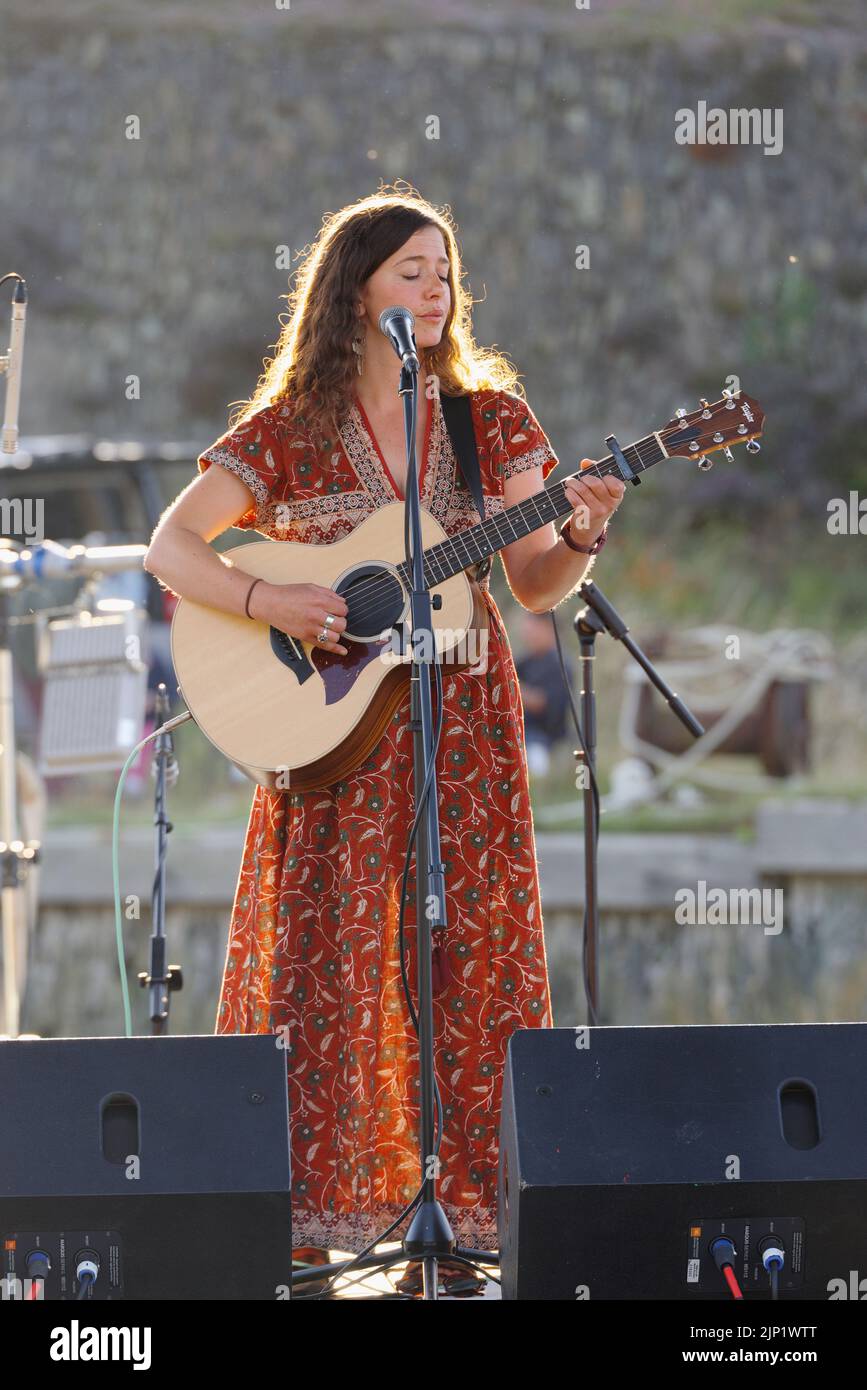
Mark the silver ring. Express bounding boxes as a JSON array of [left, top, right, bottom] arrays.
[[324, 613, 336, 628], [316, 627, 329, 644]]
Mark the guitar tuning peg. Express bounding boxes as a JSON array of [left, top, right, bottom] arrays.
[[722, 446, 734, 462], [697, 455, 714, 471], [746, 439, 761, 454], [675, 407, 688, 419], [699, 397, 709, 408]]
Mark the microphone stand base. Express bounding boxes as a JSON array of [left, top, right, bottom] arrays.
[[403, 1200, 456, 1259]]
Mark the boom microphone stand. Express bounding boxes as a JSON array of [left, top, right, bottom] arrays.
[[570, 581, 704, 1023]]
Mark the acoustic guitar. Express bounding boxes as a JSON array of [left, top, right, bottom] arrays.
[[171, 391, 765, 791]]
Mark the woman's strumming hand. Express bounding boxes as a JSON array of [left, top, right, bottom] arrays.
[[563, 460, 626, 546], [249, 582, 350, 654]]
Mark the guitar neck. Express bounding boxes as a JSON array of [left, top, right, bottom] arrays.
[[396, 430, 666, 587]]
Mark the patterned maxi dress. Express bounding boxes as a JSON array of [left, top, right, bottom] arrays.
[[197, 385, 558, 1254]]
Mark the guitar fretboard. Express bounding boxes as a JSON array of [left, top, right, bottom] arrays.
[[395, 431, 665, 587]]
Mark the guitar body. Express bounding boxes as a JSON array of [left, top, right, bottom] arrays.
[[170, 390, 765, 793], [171, 502, 489, 792]]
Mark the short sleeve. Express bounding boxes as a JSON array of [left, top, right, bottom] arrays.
[[497, 390, 559, 483], [196, 407, 284, 531]]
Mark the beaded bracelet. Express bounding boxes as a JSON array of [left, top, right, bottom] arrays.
[[559, 517, 608, 556]]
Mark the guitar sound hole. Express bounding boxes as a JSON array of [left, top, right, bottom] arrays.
[[338, 565, 405, 641]]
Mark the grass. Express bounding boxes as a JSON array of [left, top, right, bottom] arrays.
[[529, 768, 867, 837], [42, 515, 867, 835]]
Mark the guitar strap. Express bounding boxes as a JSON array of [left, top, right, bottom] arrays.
[[440, 391, 492, 581]]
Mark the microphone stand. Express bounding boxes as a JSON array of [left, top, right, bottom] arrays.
[[395, 356, 455, 1299], [296, 334, 495, 1300], [137, 683, 183, 1032], [572, 581, 704, 1023]]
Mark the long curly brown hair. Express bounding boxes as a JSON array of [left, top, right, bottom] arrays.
[[227, 181, 522, 447]]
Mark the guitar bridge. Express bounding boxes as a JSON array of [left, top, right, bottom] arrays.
[[269, 627, 315, 684]]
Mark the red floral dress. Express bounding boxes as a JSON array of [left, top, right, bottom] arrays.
[[197, 386, 558, 1254]]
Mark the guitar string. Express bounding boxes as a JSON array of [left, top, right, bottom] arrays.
[[320, 436, 665, 635], [321, 440, 661, 634]]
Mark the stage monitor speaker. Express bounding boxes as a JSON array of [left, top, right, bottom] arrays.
[[498, 1022, 867, 1300], [0, 1034, 292, 1300]]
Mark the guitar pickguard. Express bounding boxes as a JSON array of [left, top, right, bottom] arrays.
[[311, 636, 393, 704], [269, 623, 392, 704]]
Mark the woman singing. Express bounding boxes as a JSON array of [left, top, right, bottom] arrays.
[[144, 185, 624, 1297]]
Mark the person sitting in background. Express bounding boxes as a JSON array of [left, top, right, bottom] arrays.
[[515, 611, 573, 777]]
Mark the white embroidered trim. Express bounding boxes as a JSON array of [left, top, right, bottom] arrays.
[[208, 393, 518, 552], [292, 1201, 498, 1256], [200, 447, 271, 508], [267, 491, 372, 538], [340, 405, 399, 508], [340, 396, 455, 528], [502, 444, 557, 479]]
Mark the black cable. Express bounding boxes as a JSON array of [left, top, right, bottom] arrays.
[[294, 1246, 414, 1301], [310, 1249, 499, 1301], [308, 442, 449, 1299], [397, 657, 445, 1037], [759, 1236, 785, 1302], [304, 1184, 425, 1301], [321, 572, 600, 1293], [428, 1250, 501, 1289], [307, 662, 445, 1300]]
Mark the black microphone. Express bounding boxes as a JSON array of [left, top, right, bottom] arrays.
[[378, 305, 419, 370]]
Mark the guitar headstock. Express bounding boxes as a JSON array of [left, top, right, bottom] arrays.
[[659, 390, 765, 470]]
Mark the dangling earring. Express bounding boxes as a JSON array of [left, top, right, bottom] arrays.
[[351, 326, 366, 376]]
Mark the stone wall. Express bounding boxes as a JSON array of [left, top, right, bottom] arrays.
[[13, 802, 867, 1037], [1, 1, 865, 511]]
